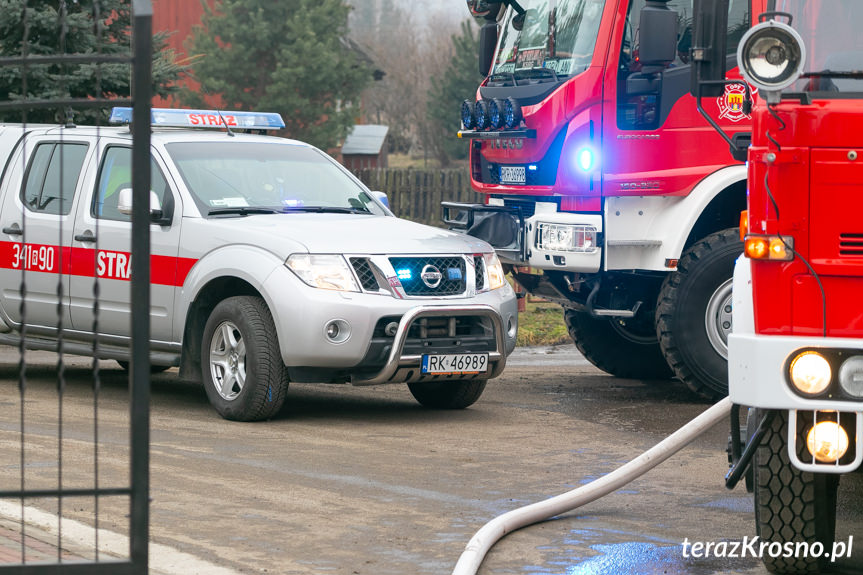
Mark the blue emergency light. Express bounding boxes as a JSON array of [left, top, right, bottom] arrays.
[[109, 107, 286, 130]]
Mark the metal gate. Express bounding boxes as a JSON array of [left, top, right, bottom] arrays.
[[0, 1, 152, 573]]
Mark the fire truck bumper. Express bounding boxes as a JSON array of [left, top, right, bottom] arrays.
[[729, 331, 863, 473], [442, 202, 603, 272]]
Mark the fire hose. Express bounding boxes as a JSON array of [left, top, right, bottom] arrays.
[[452, 396, 734, 575]]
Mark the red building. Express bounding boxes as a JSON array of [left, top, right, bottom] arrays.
[[151, 0, 220, 107]]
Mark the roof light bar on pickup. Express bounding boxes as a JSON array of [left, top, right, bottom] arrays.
[[109, 107, 286, 130]]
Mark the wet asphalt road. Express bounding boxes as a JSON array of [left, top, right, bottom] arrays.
[[1, 346, 861, 575]]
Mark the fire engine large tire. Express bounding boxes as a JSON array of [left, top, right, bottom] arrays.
[[408, 379, 487, 409], [564, 309, 673, 380], [753, 410, 838, 574], [201, 296, 289, 422], [656, 228, 742, 399]]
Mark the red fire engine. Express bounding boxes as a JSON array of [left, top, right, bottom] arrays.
[[447, 0, 768, 398], [694, 0, 863, 572]]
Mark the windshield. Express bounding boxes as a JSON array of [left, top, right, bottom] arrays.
[[164, 142, 387, 217], [491, 0, 605, 80], [770, 0, 863, 94]]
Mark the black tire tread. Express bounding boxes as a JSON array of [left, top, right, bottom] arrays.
[[564, 309, 673, 380], [203, 296, 289, 421], [656, 228, 740, 399], [408, 379, 487, 409], [754, 411, 838, 574]]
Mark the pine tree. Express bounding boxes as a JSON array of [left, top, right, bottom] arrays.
[[426, 20, 481, 166], [0, 0, 187, 124], [185, 0, 371, 150]]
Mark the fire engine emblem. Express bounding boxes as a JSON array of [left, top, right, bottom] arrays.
[[717, 84, 758, 123]]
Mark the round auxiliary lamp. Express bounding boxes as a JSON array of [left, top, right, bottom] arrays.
[[737, 18, 806, 103]]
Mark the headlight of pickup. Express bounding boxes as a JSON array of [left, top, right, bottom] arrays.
[[286, 254, 359, 292], [484, 252, 506, 290]]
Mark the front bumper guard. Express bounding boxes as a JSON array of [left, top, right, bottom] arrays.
[[351, 305, 508, 386], [788, 410, 863, 474]]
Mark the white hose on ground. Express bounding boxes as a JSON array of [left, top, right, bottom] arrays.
[[451, 396, 734, 575]]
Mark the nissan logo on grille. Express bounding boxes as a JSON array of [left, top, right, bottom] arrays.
[[421, 264, 443, 288]]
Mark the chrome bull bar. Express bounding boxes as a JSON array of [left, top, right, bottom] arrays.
[[351, 305, 508, 386]]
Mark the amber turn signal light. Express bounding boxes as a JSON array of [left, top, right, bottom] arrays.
[[744, 235, 793, 261]]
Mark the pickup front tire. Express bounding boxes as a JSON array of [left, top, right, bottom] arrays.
[[408, 379, 486, 409], [201, 296, 289, 421]]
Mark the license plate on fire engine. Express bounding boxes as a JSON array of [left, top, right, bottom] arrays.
[[500, 166, 526, 184], [421, 353, 489, 375]]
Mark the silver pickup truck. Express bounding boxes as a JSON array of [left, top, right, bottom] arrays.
[[0, 108, 518, 421]]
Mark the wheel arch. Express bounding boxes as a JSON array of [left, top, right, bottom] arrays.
[[667, 165, 747, 262], [179, 276, 262, 383], [604, 164, 747, 271], [177, 246, 286, 383]]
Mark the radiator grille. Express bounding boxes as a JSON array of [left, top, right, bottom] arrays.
[[389, 256, 466, 296], [350, 257, 381, 291]]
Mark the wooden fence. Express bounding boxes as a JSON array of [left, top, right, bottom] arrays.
[[352, 168, 482, 227]]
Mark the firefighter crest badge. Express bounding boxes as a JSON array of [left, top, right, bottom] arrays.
[[717, 83, 757, 122]]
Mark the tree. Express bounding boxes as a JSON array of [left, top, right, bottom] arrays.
[[185, 0, 370, 150], [0, 0, 187, 124], [426, 20, 481, 167]]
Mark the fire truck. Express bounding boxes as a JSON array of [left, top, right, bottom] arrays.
[[693, 0, 863, 572], [446, 0, 767, 399]]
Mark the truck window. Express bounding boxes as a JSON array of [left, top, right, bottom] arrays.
[[617, 0, 750, 130], [21, 143, 88, 216], [93, 146, 171, 222]]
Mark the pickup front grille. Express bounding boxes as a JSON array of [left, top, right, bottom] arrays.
[[350, 257, 381, 291], [474, 256, 485, 290], [389, 256, 466, 296], [839, 234, 863, 256]]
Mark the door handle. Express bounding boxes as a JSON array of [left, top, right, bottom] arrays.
[[2, 224, 22, 236], [74, 231, 97, 243]]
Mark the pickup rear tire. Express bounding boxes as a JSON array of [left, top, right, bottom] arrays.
[[408, 379, 486, 409], [656, 228, 742, 399], [564, 309, 673, 380], [753, 410, 838, 574], [201, 296, 289, 421]]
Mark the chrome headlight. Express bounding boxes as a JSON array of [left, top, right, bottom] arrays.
[[483, 252, 506, 290], [789, 350, 832, 395], [286, 254, 359, 292], [737, 19, 806, 96], [839, 356, 863, 398]]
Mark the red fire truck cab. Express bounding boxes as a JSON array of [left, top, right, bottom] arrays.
[[694, 0, 863, 572], [448, 0, 767, 398]]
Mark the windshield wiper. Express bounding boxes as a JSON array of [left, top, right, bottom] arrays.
[[281, 206, 371, 214], [513, 67, 560, 83], [207, 206, 280, 216], [802, 70, 863, 79]]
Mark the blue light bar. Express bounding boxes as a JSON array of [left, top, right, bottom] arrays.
[[109, 107, 286, 130]]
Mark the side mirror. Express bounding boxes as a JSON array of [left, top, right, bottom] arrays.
[[467, 1, 502, 22], [638, 1, 679, 69], [479, 22, 498, 77], [117, 188, 173, 224], [370, 190, 389, 208], [690, 0, 730, 98]]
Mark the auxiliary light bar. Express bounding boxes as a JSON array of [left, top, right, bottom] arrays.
[[109, 107, 286, 130]]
